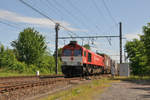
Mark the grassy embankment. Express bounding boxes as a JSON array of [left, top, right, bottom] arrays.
[[41, 78, 115, 100], [0, 69, 62, 77]]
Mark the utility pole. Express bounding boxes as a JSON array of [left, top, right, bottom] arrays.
[[124, 49, 126, 63], [55, 23, 60, 74], [119, 22, 122, 64]]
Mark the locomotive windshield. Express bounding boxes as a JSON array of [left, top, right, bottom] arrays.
[[63, 49, 72, 56], [63, 49, 82, 56], [74, 49, 82, 56]]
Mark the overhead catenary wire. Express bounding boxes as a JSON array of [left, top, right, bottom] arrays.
[[102, 0, 117, 25], [40, 0, 62, 17], [53, 0, 91, 35], [92, 0, 104, 19], [66, 0, 103, 34], [0, 20, 21, 29], [92, 43, 118, 58], [44, 0, 78, 37], [20, 0, 55, 23], [38, 0, 76, 37], [19, 0, 77, 37], [91, 0, 118, 45], [58, 35, 120, 39], [91, 0, 108, 32], [44, 0, 65, 19], [1, 17, 29, 29], [20, 0, 120, 57]]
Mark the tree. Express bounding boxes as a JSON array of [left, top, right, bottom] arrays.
[[11, 28, 47, 65], [125, 23, 150, 75], [83, 44, 91, 50], [142, 23, 150, 65], [0, 45, 25, 72], [53, 48, 62, 57], [125, 39, 146, 75]]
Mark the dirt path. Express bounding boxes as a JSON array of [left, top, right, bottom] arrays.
[[95, 81, 150, 100]]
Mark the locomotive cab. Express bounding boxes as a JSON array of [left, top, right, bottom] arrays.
[[61, 41, 84, 77]]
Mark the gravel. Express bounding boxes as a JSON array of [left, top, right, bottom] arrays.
[[95, 81, 150, 100]]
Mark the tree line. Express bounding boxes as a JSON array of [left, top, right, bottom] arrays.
[[125, 23, 150, 75], [0, 28, 61, 74]]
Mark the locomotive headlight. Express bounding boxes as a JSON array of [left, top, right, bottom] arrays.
[[63, 62, 67, 65], [77, 62, 81, 65]]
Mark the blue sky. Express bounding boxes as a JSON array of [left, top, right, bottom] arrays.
[[0, 0, 150, 62]]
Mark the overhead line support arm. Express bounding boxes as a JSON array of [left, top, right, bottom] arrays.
[[58, 35, 120, 39]]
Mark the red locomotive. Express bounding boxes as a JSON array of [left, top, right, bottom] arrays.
[[61, 41, 112, 77]]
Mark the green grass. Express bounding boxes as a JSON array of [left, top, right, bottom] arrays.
[[0, 72, 35, 77], [0, 69, 61, 77], [41, 78, 113, 100]]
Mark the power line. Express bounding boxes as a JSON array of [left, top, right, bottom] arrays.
[[0, 20, 21, 29], [66, 0, 102, 34], [91, 0, 118, 35], [92, 0, 104, 19], [20, 0, 56, 24], [53, 0, 90, 34], [0, 17, 28, 29], [44, 0, 64, 17], [66, 0, 89, 26], [92, 0, 108, 31], [19, 0, 77, 37], [102, 0, 117, 25], [39, 0, 75, 36], [102, 23, 119, 35], [44, 0, 77, 37]]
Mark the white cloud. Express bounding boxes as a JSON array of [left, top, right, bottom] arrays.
[[124, 33, 141, 40], [0, 9, 87, 32]]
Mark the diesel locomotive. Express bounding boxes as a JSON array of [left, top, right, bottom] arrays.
[[61, 41, 115, 77]]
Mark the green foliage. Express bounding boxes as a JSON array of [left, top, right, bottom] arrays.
[[0, 44, 16, 68], [0, 28, 61, 75], [10, 61, 26, 73], [0, 43, 58, 74], [11, 28, 47, 65], [125, 39, 147, 75], [0, 44, 28, 73], [142, 23, 150, 65], [53, 48, 62, 57], [83, 44, 91, 50], [125, 23, 150, 75]]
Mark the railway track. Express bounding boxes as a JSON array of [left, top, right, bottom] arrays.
[[0, 78, 66, 93], [0, 75, 82, 100], [0, 74, 67, 93], [0, 74, 110, 100]]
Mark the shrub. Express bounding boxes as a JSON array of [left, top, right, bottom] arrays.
[[10, 61, 26, 73]]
